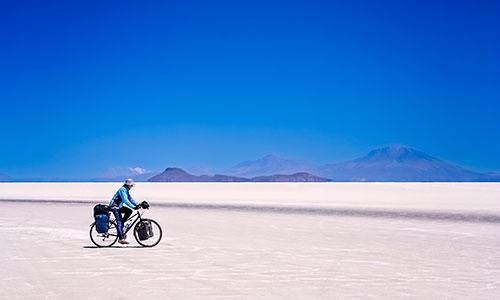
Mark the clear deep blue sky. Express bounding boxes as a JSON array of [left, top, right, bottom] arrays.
[[1, 0, 499, 178]]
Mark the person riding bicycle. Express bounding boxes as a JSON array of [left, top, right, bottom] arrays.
[[109, 178, 140, 244]]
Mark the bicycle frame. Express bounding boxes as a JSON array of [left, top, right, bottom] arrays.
[[110, 207, 146, 235]]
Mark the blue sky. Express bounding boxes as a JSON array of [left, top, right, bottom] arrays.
[[0, 0, 499, 178]]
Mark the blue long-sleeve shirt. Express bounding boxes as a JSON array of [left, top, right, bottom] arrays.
[[109, 186, 139, 209]]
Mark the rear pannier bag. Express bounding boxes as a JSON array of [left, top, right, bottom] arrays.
[[93, 204, 110, 234], [93, 204, 109, 217], [137, 221, 153, 241], [95, 214, 110, 234]]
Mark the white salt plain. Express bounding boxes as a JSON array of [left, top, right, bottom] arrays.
[[0, 183, 499, 299]]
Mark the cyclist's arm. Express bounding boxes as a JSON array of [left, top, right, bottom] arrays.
[[128, 193, 139, 208], [119, 188, 138, 209]]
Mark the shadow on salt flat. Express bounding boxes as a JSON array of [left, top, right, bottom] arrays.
[[2, 199, 500, 224], [83, 245, 143, 249], [157, 203, 500, 224]]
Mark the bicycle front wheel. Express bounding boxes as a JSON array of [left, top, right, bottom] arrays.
[[89, 221, 119, 247], [134, 219, 162, 247]]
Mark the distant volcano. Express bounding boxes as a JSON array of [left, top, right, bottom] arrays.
[[314, 145, 490, 182]]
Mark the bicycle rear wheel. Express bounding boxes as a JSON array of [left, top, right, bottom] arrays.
[[89, 221, 119, 247], [133, 219, 162, 247]]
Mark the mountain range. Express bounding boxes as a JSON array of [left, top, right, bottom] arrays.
[[2, 145, 499, 182], [148, 145, 499, 182], [148, 168, 330, 182]]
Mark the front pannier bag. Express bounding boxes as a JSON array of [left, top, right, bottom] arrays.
[[137, 221, 154, 241]]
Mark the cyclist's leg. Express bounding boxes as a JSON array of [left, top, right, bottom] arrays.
[[118, 206, 133, 222], [111, 207, 124, 239]]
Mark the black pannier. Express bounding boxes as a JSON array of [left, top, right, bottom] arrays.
[[137, 220, 154, 241], [93, 204, 110, 234], [93, 204, 109, 217]]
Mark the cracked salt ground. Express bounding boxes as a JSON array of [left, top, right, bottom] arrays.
[[1, 197, 500, 299]]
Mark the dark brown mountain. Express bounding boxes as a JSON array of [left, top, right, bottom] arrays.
[[148, 168, 249, 182], [148, 168, 329, 182]]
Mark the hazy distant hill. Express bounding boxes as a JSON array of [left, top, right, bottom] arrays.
[[226, 154, 315, 178], [91, 167, 157, 182], [0, 173, 12, 182], [91, 172, 157, 182], [148, 168, 328, 182], [486, 172, 500, 181], [252, 172, 330, 182], [314, 145, 490, 182]]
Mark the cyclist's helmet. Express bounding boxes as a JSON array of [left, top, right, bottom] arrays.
[[140, 201, 150, 209], [124, 178, 135, 186]]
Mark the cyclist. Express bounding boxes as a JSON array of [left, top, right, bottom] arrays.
[[109, 178, 139, 244]]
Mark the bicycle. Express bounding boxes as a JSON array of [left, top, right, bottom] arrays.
[[89, 202, 163, 248]]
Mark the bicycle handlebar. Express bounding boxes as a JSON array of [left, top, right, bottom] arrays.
[[135, 201, 150, 210]]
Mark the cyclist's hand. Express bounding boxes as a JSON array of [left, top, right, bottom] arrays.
[[134, 205, 140, 210], [141, 201, 150, 209]]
